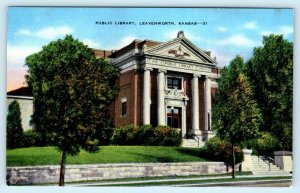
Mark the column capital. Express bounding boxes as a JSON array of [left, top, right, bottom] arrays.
[[204, 75, 212, 79], [193, 74, 201, 78], [144, 67, 153, 71], [158, 69, 167, 73]]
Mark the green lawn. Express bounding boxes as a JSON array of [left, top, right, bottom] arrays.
[[7, 146, 208, 167]]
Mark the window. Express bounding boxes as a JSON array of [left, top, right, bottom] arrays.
[[167, 106, 181, 129], [167, 77, 182, 89], [121, 97, 127, 116], [122, 102, 127, 116]]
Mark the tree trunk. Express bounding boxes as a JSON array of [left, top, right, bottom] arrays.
[[232, 143, 236, 179], [59, 151, 66, 186]]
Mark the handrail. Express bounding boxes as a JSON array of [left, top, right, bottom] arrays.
[[186, 132, 200, 147], [258, 155, 273, 171]]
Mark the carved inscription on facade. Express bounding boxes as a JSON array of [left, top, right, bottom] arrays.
[[146, 58, 211, 73]]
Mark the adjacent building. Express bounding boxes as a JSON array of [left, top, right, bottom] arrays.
[[6, 87, 33, 131]]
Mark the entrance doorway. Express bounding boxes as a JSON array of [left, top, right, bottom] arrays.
[[167, 106, 181, 129]]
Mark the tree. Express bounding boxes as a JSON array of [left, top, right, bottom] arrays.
[[7, 100, 23, 149], [213, 56, 262, 178], [246, 34, 293, 151], [25, 35, 119, 186]]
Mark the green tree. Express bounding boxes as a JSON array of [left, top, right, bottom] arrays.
[[213, 56, 262, 178], [25, 35, 119, 186], [246, 34, 293, 150], [7, 100, 23, 149]]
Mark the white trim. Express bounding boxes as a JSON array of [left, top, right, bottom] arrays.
[[7, 95, 33, 100], [165, 75, 184, 92], [121, 97, 127, 103]]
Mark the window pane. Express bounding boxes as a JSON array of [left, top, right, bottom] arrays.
[[173, 79, 178, 86], [167, 107, 172, 114]]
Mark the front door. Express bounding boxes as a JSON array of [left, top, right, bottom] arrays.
[[167, 106, 181, 129]]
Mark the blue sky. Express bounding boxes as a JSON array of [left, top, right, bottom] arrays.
[[7, 7, 293, 91]]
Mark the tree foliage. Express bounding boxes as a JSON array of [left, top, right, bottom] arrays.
[[214, 56, 261, 143], [246, 34, 293, 150], [25, 35, 119, 185], [7, 100, 23, 149], [213, 56, 262, 178]]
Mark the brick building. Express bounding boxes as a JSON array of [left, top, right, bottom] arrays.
[[95, 31, 220, 145], [7, 31, 220, 146]]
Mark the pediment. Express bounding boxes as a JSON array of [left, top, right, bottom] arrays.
[[145, 37, 216, 66]]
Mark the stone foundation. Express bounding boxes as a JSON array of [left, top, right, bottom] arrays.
[[7, 162, 227, 185]]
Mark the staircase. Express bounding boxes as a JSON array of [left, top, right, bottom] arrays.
[[251, 155, 290, 176], [182, 139, 205, 148]]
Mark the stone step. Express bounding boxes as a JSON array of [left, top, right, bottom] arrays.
[[250, 155, 290, 176], [181, 139, 204, 148]]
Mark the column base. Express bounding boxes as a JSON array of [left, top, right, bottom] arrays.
[[201, 130, 216, 142]]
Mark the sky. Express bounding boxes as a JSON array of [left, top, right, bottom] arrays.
[[7, 7, 294, 91]]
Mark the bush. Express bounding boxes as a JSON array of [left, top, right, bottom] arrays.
[[111, 124, 136, 145], [252, 132, 280, 156], [7, 100, 23, 149], [111, 125, 181, 146], [202, 136, 244, 166], [22, 129, 44, 147], [153, 126, 181, 146]]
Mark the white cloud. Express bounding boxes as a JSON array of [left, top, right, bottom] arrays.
[[15, 29, 31, 35], [210, 49, 234, 67], [217, 35, 256, 47], [244, 21, 257, 29], [7, 44, 41, 68], [82, 39, 101, 48], [15, 26, 74, 40], [217, 27, 228, 32], [261, 25, 293, 38]]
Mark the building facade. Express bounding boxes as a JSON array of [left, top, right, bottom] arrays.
[[96, 31, 220, 143], [7, 87, 34, 131]]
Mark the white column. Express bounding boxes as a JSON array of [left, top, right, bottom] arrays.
[[182, 107, 187, 138], [192, 74, 200, 135], [204, 76, 212, 130], [157, 69, 166, 126], [143, 67, 152, 125]]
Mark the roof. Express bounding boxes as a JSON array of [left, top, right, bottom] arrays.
[[92, 49, 112, 58], [7, 87, 33, 97], [108, 39, 162, 58]]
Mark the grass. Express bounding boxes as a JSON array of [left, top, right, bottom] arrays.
[[7, 146, 209, 167], [93, 176, 292, 186]]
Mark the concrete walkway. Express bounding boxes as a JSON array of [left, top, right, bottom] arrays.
[[69, 174, 292, 187]]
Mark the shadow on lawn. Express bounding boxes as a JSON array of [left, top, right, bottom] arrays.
[[175, 148, 213, 161]]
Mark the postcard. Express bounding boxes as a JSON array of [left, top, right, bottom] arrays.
[[6, 7, 293, 187]]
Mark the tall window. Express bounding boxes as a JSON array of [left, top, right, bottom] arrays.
[[121, 97, 127, 116], [167, 77, 182, 89]]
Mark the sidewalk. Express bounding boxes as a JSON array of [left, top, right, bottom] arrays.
[[69, 174, 292, 187]]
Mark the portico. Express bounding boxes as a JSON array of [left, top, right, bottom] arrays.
[[106, 31, 219, 144]]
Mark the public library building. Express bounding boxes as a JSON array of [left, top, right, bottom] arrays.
[[95, 31, 220, 144]]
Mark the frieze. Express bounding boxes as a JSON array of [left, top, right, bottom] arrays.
[[146, 58, 212, 73]]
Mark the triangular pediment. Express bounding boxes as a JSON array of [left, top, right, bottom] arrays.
[[145, 37, 216, 66]]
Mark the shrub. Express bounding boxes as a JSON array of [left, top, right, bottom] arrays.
[[202, 136, 244, 166], [7, 100, 23, 149], [154, 126, 182, 146], [252, 132, 280, 156], [111, 125, 181, 146], [22, 129, 44, 147]]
